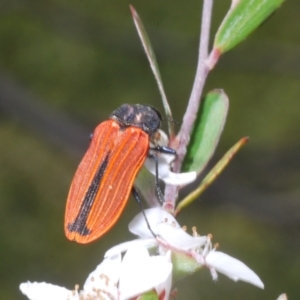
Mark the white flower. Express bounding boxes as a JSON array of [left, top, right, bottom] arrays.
[[20, 245, 172, 300], [20, 210, 264, 300], [145, 154, 197, 185], [105, 208, 207, 258], [20, 254, 121, 300], [105, 207, 264, 289], [129, 207, 207, 250], [145, 129, 197, 186]]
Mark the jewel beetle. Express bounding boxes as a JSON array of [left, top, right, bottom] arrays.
[[64, 104, 176, 243]]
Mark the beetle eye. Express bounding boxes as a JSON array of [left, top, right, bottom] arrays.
[[89, 133, 93, 141]]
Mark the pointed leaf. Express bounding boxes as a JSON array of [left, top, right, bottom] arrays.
[[214, 0, 285, 54], [130, 5, 175, 138], [182, 89, 228, 174], [177, 137, 248, 214]]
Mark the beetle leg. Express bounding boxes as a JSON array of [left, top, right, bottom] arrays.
[[148, 153, 165, 205], [132, 188, 157, 238]]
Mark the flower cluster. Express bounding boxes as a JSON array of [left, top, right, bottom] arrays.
[[20, 208, 263, 300]]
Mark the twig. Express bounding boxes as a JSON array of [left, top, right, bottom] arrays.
[[174, 0, 213, 171], [164, 0, 214, 211]]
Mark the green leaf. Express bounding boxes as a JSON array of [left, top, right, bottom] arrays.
[[171, 250, 202, 282], [138, 290, 159, 300], [130, 5, 175, 139], [182, 89, 228, 174], [176, 137, 249, 215], [214, 0, 285, 53]]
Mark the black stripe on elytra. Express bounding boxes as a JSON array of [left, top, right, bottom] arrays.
[[68, 153, 110, 236]]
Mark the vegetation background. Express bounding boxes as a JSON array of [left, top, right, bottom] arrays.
[[0, 0, 299, 299]]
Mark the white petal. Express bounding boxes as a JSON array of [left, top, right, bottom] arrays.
[[154, 251, 173, 300], [276, 294, 288, 300], [104, 238, 157, 258], [83, 254, 121, 297], [19, 282, 78, 300], [129, 207, 179, 238], [205, 251, 264, 289], [145, 156, 196, 186], [129, 208, 206, 251], [157, 223, 207, 250], [119, 245, 172, 300]]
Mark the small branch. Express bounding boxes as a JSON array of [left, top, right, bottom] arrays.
[[165, 0, 214, 211], [174, 0, 213, 171]]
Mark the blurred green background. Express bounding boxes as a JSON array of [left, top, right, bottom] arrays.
[[0, 0, 299, 299]]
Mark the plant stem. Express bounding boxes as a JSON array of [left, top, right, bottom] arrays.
[[174, 0, 213, 171], [165, 0, 214, 211]]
